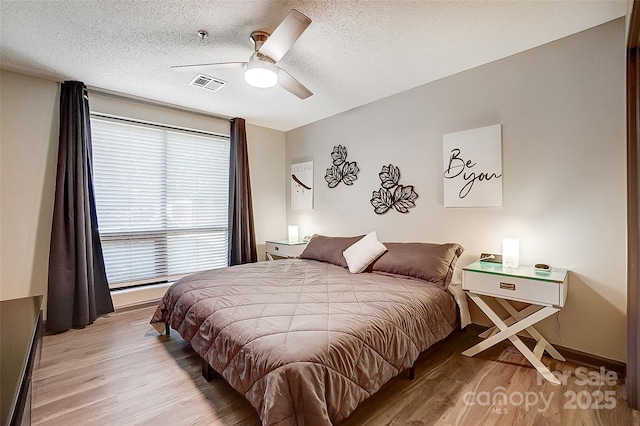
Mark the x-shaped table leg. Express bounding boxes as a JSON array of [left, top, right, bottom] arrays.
[[463, 292, 562, 385], [478, 304, 540, 338]]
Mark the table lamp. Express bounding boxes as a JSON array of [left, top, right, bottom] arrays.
[[502, 237, 520, 268], [288, 225, 299, 244]]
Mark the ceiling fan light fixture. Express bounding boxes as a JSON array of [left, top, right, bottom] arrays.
[[244, 60, 278, 88]]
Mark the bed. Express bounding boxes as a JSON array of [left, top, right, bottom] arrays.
[[151, 235, 464, 425]]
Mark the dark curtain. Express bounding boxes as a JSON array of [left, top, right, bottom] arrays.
[[228, 118, 257, 265], [47, 81, 113, 333], [628, 2, 640, 411]]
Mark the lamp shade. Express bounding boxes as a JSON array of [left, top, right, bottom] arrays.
[[502, 237, 520, 268], [288, 225, 299, 244], [245, 60, 278, 88]]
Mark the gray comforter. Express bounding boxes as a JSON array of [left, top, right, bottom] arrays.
[[151, 259, 456, 425]]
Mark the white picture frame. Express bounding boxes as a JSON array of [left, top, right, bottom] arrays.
[[291, 161, 313, 209], [443, 124, 503, 207]]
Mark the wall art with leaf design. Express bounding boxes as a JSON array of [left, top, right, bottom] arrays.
[[325, 145, 359, 188], [370, 164, 419, 214]]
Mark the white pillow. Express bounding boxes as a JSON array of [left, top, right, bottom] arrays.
[[343, 231, 387, 273]]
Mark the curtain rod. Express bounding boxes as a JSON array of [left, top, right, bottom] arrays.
[[90, 112, 230, 140], [86, 86, 233, 122]]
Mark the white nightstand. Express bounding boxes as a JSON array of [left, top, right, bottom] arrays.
[[462, 261, 569, 384], [265, 240, 307, 260]]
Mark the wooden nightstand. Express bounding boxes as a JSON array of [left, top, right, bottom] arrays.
[[265, 240, 307, 260], [462, 261, 568, 384]]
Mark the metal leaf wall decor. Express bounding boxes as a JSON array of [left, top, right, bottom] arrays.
[[370, 164, 419, 214], [325, 145, 359, 188]]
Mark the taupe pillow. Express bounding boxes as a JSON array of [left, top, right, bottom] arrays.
[[369, 242, 464, 290], [299, 234, 365, 268]]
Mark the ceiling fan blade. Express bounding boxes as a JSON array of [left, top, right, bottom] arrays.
[[258, 9, 311, 62], [277, 68, 312, 99], [171, 62, 246, 69]]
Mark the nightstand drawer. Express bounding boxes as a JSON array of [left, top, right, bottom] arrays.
[[463, 270, 564, 307], [265, 241, 306, 258]]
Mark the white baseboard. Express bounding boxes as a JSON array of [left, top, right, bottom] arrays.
[[110, 282, 172, 310]]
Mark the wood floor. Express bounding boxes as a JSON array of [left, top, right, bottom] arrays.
[[32, 305, 640, 426]]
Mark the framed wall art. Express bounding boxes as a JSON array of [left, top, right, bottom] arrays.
[[443, 124, 503, 207], [291, 161, 313, 209]]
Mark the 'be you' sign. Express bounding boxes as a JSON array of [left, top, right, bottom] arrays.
[[443, 124, 503, 207]]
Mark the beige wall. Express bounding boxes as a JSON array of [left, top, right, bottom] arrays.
[[628, 0, 634, 39], [0, 70, 59, 302], [89, 92, 230, 135], [286, 19, 627, 361], [0, 72, 287, 310], [246, 124, 287, 259]]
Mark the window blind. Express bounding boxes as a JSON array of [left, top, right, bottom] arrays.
[[91, 117, 230, 289]]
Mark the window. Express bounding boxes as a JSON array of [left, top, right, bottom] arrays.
[[91, 116, 230, 289]]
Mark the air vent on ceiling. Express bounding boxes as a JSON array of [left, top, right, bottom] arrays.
[[189, 74, 226, 92]]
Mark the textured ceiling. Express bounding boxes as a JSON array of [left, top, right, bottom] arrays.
[[0, 1, 627, 131]]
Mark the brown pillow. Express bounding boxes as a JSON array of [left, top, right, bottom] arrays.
[[369, 242, 464, 290], [299, 234, 365, 268]]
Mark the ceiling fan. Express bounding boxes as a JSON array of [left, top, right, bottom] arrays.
[[173, 9, 313, 99]]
